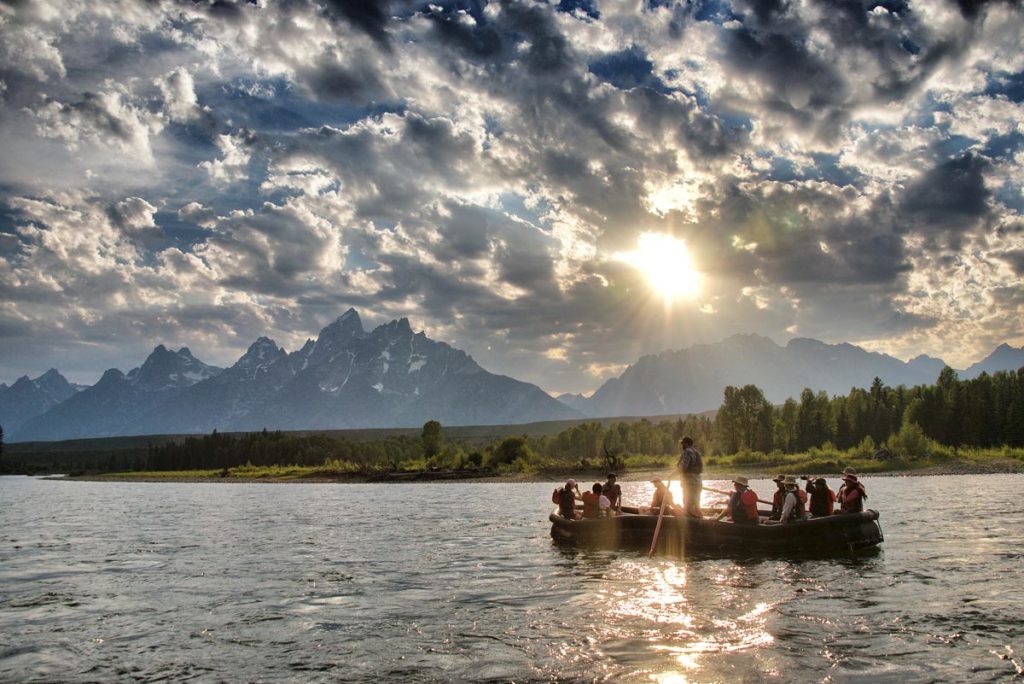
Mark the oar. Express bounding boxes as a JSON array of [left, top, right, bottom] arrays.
[[647, 478, 671, 557], [702, 485, 773, 507]]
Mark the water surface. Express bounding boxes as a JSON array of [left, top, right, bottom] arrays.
[[1, 474, 1022, 682]]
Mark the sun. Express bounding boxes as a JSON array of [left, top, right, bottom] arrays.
[[617, 232, 701, 304]]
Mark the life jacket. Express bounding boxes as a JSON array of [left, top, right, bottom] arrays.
[[681, 447, 703, 474], [839, 485, 864, 513], [730, 489, 759, 524], [784, 489, 807, 522], [581, 491, 600, 519]]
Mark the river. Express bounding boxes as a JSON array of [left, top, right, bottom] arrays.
[[1, 474, 1022, 682]]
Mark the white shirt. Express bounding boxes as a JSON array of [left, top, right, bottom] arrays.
[[599, 494, 611, 515], [780, 490, 799, 523]]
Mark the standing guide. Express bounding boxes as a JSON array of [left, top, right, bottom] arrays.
[[672, 436, 704, 518]]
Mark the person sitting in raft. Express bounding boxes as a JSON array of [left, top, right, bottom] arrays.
[[836, 473, 867, 513], [556, 479, 581, 519], [769, 474, 786, 520], [804, 476, 835, 516], [649, 479, 675, 516], [716, 476, 759, 525], [835, 466, 857, 500], [581, 482, 611, 519], [602, 473, 622, 514], [776, 476, 807, 524]]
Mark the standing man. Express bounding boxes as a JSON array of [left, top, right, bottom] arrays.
[[673, 436, 703, 518]]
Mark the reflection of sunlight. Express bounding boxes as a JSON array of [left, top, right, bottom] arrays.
[[615, 562, 694, 629], [653, 669, 692, 683]]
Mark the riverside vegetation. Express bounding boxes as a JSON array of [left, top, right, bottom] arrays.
[[2, 367, 1023, 479]]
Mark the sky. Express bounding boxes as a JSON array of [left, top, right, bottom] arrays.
[[1, 0, 1022, 396]]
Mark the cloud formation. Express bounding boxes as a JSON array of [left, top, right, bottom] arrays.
[[1, 0, 1022, 394]]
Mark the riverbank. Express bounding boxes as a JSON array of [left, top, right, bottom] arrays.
[[55, 457, 1024, 484]]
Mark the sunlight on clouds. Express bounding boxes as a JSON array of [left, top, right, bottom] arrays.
[[731, 235, 758, 252], [643, 180, 698, 220], [200, 134, 252, 184], [861, 231, 1024, 367], [585, 361, 629, 379], [543, 347, 568, 362]]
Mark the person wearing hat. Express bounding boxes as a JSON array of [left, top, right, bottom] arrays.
[[805, 477, 835, 516], [556, 479, 581, 519], [649, 479, 675, 515], [716, 476, 760, 525], [769, 474, 787, 520], [836, 472, 867, 513], [836, 467, 858, 502], [671, 436, 704, 517], [778, 476, 807, 524]]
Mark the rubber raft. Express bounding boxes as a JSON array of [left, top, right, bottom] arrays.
[[549, 506, 883, 555]]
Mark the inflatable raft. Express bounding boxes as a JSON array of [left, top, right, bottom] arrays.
[[550, 506, 883, 555]]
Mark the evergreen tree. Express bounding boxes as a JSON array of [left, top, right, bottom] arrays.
[[421, 420, 444, 460]]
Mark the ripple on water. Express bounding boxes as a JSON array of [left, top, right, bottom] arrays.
[[1, 476, 1024, 682]]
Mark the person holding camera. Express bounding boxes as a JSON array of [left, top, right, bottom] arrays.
[[802, 476, 835, 516], [556, 479, 581, 519]]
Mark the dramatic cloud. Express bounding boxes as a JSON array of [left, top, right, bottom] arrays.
[[0, 0, 1022, 394]]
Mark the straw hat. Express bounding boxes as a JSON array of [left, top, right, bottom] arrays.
[[733, 476, 749, 487], [782, 475, 799, 488], [843, 466, 857, 475], [842, 473, 859, 483], [772, 474, 785, 482]]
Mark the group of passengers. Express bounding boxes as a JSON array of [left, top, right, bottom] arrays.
[[555, 463, 868, 526], [720, 468, 867, 524], [554, 473, 623, 520]]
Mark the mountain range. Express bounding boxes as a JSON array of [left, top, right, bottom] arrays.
[[2, 311, 1022, 443], [8, 310, 580, 442], [564, 335, 1024, 418]]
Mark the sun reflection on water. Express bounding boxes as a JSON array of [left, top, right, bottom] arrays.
[[591, 557, 780, 681]]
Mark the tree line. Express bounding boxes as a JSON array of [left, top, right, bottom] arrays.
[[712, 367, 1024, 455], [3, 366, 1021, 475]]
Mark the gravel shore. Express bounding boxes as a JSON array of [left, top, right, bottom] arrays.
[[58, 458, 1024, 484]]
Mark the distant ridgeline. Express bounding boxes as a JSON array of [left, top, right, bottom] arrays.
[[3, 366, 1023, 476]]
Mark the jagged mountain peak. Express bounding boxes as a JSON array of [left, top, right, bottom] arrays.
[[962, 342, 1024, 378], [98, 368, 126, 385], [234, 336, 286, 370], [33, 368, 74, 393], [315, 309, 365, 343], [128, 344, 222, 391], [375, 317, 413, 338]]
